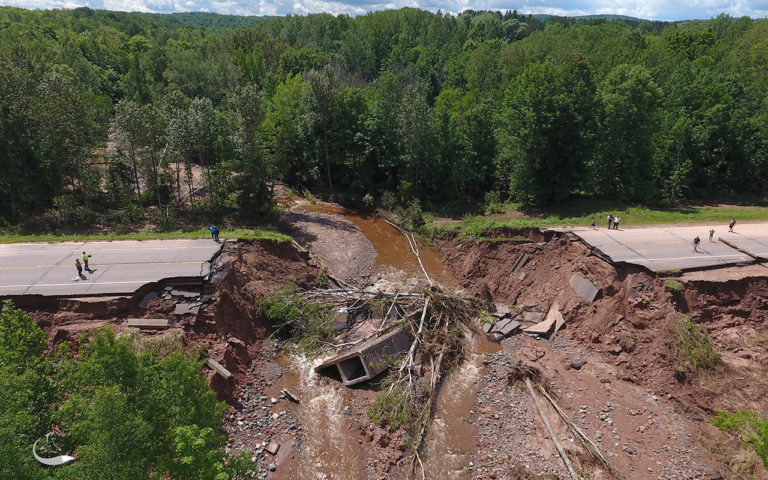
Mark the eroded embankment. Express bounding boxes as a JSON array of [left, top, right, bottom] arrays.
[[436, 229, 768, 479], [27, 239, 324, 475], [29, 239, 318, 400]]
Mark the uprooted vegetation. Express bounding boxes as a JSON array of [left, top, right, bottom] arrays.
[[265, 281, 489, 478], [257, 283, 335, 354]]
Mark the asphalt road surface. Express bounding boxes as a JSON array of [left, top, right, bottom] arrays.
[[571, 222, 766, 271], [0, 239, 222, 297]]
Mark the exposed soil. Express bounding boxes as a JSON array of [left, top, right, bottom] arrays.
[[281, 207, 376, 286], [18, 206, 768, 480], [435, 230, 768, 479]]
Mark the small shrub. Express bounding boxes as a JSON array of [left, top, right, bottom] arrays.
[[302, 188, 318, 204], [484, 191, 504, 215], [477, 311, 495, 330], [123, 204, 144, 224], [362, 193, 374, 211], [396, 199, 423, 230], [381, 191, 396, 211], [669, 315, 720, 375], [367, 384, 412, 432], [713, 409, 768, 468], [665, 279, 684, 293], [257, 284, 332, 354], [314, 270, 330, 289]]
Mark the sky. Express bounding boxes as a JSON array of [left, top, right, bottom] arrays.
[[2, 0, 768, 22]]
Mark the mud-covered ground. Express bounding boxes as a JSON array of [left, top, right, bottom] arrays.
[[20, 204, 768, 480]]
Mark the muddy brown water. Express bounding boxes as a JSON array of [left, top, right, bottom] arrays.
[[271, 201, 499, 479], [294, 203, 457, 287]]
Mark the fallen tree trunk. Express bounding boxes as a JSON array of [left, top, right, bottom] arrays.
[[525, 377, 581, 480]]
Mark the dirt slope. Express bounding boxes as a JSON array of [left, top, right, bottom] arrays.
[[437, 230, 768, 479]]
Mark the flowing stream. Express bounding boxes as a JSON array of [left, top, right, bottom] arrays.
[[273, 202, 499, 479]]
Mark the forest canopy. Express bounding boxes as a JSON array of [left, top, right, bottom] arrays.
[[1, 7, 766, 228]]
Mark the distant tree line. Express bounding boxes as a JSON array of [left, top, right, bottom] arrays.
[[1, 7, 766, 228]]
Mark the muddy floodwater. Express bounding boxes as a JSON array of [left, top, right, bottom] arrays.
[[294, 203, 457, 287], [272, 201, 498, 479]]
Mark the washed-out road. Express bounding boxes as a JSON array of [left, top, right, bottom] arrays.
[[568, 221, 768, 272], [0, 239, 222, 297]]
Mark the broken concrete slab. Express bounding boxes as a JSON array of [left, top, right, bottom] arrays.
[[493, 317, 513, 331], [546, 303, 565, 332], [126, 318, 169, 329], [171, 289, 200, 299], [205, 358, 232, 379], [281, 388, 300, 403], [174, 303, 200, 316], [265, 441, 280, 455], [138, 292, 159, 309], [495, 320, 521, 337], [524, 303, 563, 335], [482, 321, 494, 333], [522, 311, 544, 324], [493, 302, 512, 318], [570, 273, 600, 302], [315, 328, 410, 386], [511, 253, 530, 274]]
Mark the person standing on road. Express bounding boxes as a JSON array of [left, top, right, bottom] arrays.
[[213, 226, 220, 243], [693, 236, 701, 253], [729, 218, 736, 232], [613, 216, 621, 230], [75, 258, 84, 279], [607, 214, 614, 229], [209, 225, 216, 241], [81, 251, 92, 272], [591, 217, 596, 229], [709, 229, 715, 241]]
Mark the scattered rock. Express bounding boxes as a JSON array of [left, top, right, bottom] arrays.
[[569, 359, 587, 370], [266, 441, 280, 455]]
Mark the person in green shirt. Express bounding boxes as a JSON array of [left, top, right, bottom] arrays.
[[81, 251, 92, 273]]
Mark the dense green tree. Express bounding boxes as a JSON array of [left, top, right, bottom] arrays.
[[306, 65, 341, 191], [0, 301, 55, 480], [3, 6, 768, 221], [261, 73, 306, 184], [56, 327, 226, 479], [498, 61, 590, 206], [593, 63, 660, 200]]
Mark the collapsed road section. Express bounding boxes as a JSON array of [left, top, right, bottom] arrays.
[[0, 239, 222, 297]]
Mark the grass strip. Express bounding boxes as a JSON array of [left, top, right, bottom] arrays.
[[0, 228, 292, 244], [425, 205, 768, 239]]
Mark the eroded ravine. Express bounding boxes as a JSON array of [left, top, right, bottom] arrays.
[[271, 201, 495, 479], [421, 331, 501, 479]]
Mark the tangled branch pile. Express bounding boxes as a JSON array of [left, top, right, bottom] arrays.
[[367, 286, 488, 479], [268, 283, 489, 479]]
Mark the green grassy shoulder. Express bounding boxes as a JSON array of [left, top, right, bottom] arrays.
[[424, 204, 768, 239], [0, 228, 292, 244]]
